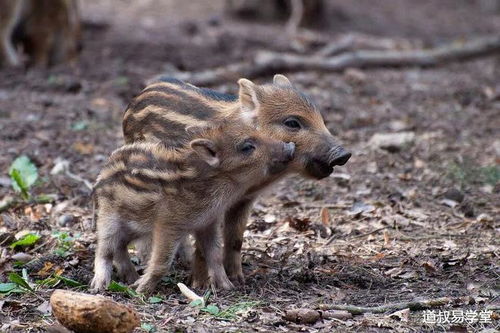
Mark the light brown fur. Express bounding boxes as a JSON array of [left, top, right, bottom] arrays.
[[91, 121, 294, 293]]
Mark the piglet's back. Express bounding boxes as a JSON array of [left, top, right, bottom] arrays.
[[122, 77, 238, 147], [94, 143, 197, 209]]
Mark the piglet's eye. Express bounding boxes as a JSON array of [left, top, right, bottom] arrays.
[[283, 117, 302, 130], [239, 141, 256, 154]]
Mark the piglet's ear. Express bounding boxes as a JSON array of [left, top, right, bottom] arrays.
[[190, 138, 220, 167], [273, 74, 293, 87], [238, 78, 259, 124]]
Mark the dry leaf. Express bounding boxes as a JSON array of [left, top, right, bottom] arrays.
[[388, 308, 410, 322], [287, 216, 311, 232], [37, 262, 55, 277], [372, 253, 386, 261], [421, 261, 437, 273], [320, 207, 330, 227], [383, 230, 391, 247], [73, 142, 94, 155]]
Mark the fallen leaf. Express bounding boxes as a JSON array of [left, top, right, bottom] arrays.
[[372, 253, 386, 261], [287, 216, 311, 232], [441, 199, 458, 208], [422, 261, 437, 273], [476, 213, 493, 223], [11, 253, 33, 263], [263, 214, 276, 223], [349, 201, 375, 216], [36, 301, 51, 315], [320, 207, 330, 227], [50, 158, 70, 175], [73, 142, 94, 155], [388, 308, 409, 322], [37, 262, 55, 277], [383, 231, 391, 247], [369, 132, 415, 152]]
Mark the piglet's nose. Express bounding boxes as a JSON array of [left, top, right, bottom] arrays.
[[283, 142, 295, 162], [329, 149, 351, 166]]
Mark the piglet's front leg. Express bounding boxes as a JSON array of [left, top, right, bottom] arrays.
[[194, 221, 234, 291], [134, 226, 181, 294], [223, 197, 254, 285]]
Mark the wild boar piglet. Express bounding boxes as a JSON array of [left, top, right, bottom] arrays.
[[123, 74, 351, 285], [91, 121, 295, 293]]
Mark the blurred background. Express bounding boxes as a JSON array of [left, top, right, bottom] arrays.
[[0, 1, 499, 331]]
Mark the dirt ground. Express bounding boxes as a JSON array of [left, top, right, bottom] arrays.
[[0, 0, 499, 332]]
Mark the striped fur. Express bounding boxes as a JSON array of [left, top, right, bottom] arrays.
[[92, 121, 293, 293], [123, 79, 240, 146], [122, 74, 350, 288]]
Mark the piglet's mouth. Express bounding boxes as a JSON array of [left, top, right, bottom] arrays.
[[305, 158, 334, 180]]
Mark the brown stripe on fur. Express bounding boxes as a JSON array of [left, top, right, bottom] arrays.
[[135, 84, 216, 120], [96, 170, 161, 193], [95, 160, 126, 185], [123, 174, 157, 191], [123, 112, 188, 145], [113, 143, 188, 173]]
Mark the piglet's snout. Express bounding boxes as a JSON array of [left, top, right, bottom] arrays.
[[328, 146, 351, 167]]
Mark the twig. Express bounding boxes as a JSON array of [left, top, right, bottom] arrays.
[[161, 35, 500, 86], [319, 296, 473, 315], [29, 238, 55, 254], [177, 282, 205, 307], [315, 33, 414, 57], [303, 204, 351, 209], [286, 0, 304, 36], [315, 36, 355, 57], [395, 232, 472, 241], [65, 170, 93, 192], [324, 227, 388, 246]]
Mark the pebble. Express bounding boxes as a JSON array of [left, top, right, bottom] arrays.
[[443, 188, 464, 203], [369, 131, 415, 152], [11, 252, 33, 263], [58, 214, 75, 227]]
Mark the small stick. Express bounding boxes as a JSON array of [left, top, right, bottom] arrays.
[[65, 170, 93, 192], [318, 296, 473, 315], [324, 227, 388, 246], [286, 0, 304, 36]]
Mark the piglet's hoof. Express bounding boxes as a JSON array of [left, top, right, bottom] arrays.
[[228, 272, 245, 286], [133, 277, 156, 295], [191, 277, 209, 290], [210, 273, 235, 291]]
